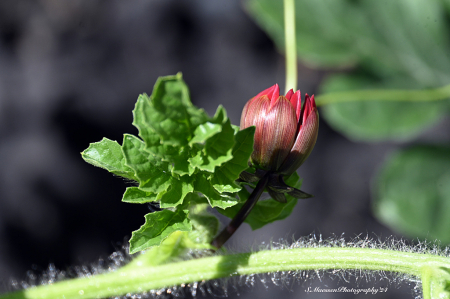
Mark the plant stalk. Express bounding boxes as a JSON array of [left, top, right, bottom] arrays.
[[2, 247, 450, 299], [314, 83, 450, 106], [284, 0, 297, 93], [211, 173, 270, 249]]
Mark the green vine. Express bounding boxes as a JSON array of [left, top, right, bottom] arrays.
[[2, 244, 450, 299]]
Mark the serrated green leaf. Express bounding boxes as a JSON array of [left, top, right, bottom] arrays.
[[122, 187, 158, 204], [129, 209, 192, 254], [194, 173, 238, 209], [81, 138, 137, 180], [373, 145, 450, 244], [139, 74, 208, 146], [321, 75, 446, 141], [132, 83, 196, 176], [189, 119, 235, 172], [211, 126, 255, 193], [189, 122, 222, 145], [122, 134, 172, 193], [159, 176, 195, 208], [218, 172, 302, 230]]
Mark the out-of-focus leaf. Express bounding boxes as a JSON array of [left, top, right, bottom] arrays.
[[373, 145, 450, 244], [247, 0, 450, 79], [320, 75, 446, 141], [129, 209, 192, 254]]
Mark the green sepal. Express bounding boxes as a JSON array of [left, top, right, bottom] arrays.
[[129, 209, 192, 254], [122, 187, 158, 204], [81, 138, 137, 181]]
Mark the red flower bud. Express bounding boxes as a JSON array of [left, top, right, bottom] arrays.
[[240, 84, 319, 175]]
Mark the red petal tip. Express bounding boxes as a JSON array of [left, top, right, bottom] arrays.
[[270, 84, 280, 102], [285, 89, 294, 100], [310, 94, 317, 109], [289, 90, 301, 121]]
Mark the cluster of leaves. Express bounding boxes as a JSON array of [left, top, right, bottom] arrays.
[[81, 73, 301, 254], [247, 0, 450, 246]]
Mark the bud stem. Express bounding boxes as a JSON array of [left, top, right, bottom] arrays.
[[211, 173, 270, 250], [284, 0, 297, 94]]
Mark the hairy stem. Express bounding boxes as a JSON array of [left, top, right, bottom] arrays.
[[2, 247, 450, 299], [211, 173, 269, 249], [314, 83, 450, 106], [284, 0, 297, 93]]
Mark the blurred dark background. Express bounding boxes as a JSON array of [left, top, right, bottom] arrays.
[[0, 1, 448, 298]]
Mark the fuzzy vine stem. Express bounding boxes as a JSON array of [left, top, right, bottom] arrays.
[[1, 247, 450, 299], [284, 0, 297, 93]]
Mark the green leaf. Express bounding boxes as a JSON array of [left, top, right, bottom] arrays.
[[136, 73, 208, 147], [158, 176, 194, 208], [81, 138, 137, 180], [122, 134, 172, 193], [373, 145, 450, 244], [189, 108, 235, 172], [182, 193, 220, 244], [189, 122, 222, 145], [321, 75, 446, 141], [218, 172, 302, 230], [194, 173, 238, 209], [247, 0, 450, 80], [211, 126, 255, 193], [129, 209, 192, 254], [421, 266, 450, 299], [132, 79, 201, 176], [122, 187, 157, 204], [124, 231, 196, 268]]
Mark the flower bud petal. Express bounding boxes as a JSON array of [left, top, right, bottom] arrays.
[[258, 96, 297, 170], [287, 90, 301, 122], [278, 94, 319, 175], [246, 96, 271, 166], [253, 84, 279, 104]]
